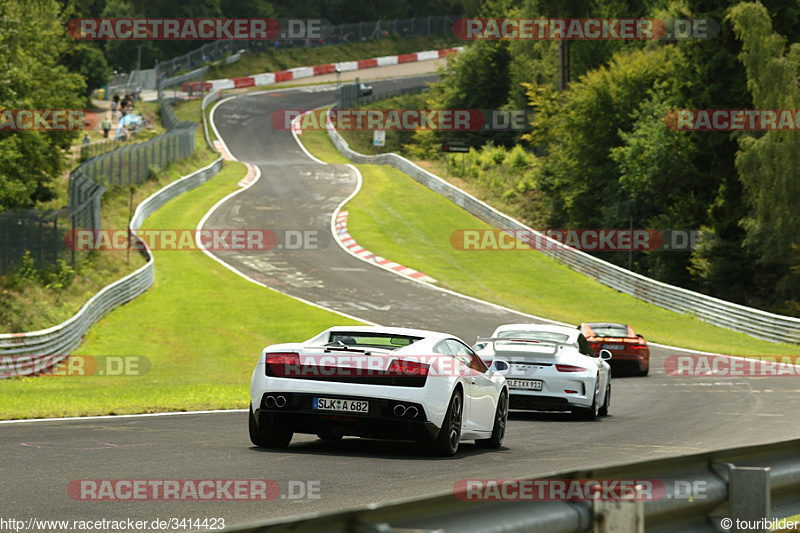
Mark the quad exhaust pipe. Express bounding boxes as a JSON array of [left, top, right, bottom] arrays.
[[394, 404, 418, 418]]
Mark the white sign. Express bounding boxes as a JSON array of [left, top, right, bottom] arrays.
[[373, 129, 385, 147]]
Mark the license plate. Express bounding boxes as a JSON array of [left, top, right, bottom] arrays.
[[603, 344, 624, 350], [506, 379, 543, 391], [313, 397, 369, 413]]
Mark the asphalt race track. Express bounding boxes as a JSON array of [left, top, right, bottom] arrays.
[[3, 75, 800, 531]]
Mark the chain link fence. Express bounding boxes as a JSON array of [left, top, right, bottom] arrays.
[[156, 15, 458, 79], [1, 92, 199, 276]]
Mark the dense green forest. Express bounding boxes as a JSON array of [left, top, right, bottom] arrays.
[[392, 0, 800, 316]]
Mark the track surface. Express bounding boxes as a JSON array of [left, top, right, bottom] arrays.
[[3, 76, 800, 531]]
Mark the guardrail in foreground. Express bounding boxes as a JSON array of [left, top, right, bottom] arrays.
[[325, 112, 800, 345], [0, 157, 223, 361], [223, 438, 800, 533]]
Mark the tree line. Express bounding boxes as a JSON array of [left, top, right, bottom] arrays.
[[418, 0, 800, 316]]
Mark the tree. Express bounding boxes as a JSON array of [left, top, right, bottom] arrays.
[[729, 1, 800, 309], [0, 0, 86, 210]]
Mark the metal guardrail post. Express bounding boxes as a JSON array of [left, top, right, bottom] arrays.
[[592, 498, 644, 533], [730, 466, 771, 533]]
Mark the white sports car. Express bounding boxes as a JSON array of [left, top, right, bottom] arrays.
[[474, 324, 612, 420], [249, 326, 509, 456]]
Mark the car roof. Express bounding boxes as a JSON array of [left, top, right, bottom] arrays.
[[584, 322, 629, 329], [491, 323, 579, 341], [321, 325, 453, 341]]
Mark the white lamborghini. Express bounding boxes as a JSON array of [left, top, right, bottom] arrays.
[[249, 326, 510, 456]]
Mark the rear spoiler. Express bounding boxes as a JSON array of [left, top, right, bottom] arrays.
[[474, 338, 569, 355]]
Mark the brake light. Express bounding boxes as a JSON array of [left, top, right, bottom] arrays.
[[631, 344, 647, 350], [590, 343, 601, 352], [265, 352, 300, 364], [265, 352, 300, 377], [387, 359, 430, 377], [556, 364, 587, 373]]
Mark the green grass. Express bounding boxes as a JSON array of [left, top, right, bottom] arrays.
[[298, 118, 800, 356], [0, 161, 361, 420]]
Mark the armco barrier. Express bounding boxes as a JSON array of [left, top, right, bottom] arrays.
[[222, 438, 800, 533], [0, 157, 223, 362], [325, 111, 800, 345], [183, 47, 462, 93]]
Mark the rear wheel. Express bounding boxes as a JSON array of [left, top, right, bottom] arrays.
[[249, 407, 293, 448], [574, 382, 599, 421], [598, 382, 610, 416], [428, 389, 463, 457], [476, 390, 508, 449]]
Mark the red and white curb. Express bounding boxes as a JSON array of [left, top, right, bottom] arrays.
[[184, 47, 462, 92], [213, 140, 257, 188], [335, 211, 436, 283]]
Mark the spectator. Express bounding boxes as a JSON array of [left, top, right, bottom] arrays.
[[82, 133, 91, 145], [102, 116, 111, 138]]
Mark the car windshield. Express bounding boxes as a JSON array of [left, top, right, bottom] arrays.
[[496, 330, 570, 343], [327, 332, 421, 350], [588, 324, 631, 338]]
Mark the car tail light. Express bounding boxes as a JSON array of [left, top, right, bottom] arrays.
[[556, 364, 587, 373], [265, 352, 300, 376], [387, 359, 430, 377], [590, 343, 601, 352], [630, 344, 647, 350]]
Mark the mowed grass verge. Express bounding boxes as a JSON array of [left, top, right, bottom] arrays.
[[0, 161, 361, 420], [298, 111, 799, 356]]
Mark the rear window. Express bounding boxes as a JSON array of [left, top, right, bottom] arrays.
[[497, 331, 570, 343], [327, 332, 422, 350], [588, 325, 630, 338]]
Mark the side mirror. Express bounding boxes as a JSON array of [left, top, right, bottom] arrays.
[[491, 359, 510, 372], [599, 349, 613, 361]]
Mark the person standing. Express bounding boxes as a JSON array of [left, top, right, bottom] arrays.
[[102, 116, 111, 138]]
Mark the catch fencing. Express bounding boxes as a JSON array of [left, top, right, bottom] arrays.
[[326, 109, 800, 345], [0, 158, 222, 360]]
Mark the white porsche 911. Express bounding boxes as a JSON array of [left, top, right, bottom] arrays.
[[249, 326, 509, 456], [474, 324, 612, 420]]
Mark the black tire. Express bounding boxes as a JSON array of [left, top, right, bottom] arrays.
[[249, 406, 293, 448], [476, 390, 508, 449], [317, 429, 344, 441], [598, 382, 610, 417], [638, 366, 649, 377], [574, 381, 599, 421], [430, 388, 463, 457]]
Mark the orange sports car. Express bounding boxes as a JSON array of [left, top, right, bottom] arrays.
[[580, 323, 650, 376]]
